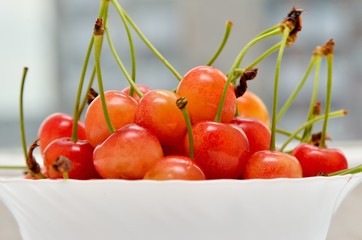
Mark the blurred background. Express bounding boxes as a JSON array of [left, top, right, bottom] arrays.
[[1, 1, 362, 239]]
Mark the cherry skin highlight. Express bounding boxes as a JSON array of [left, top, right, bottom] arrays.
[[237, 91, 270, 126], [242, 150, 303, 179], [230, 116, 271, 158], [121, 84, 152, 102], [93, 124, 164, 179], [38, 113, 86, 154], [144, 155, 206, 180], [184, 121, 249, 179], [85, 90, 138, 147], [135, 89, 187, 146], [43, 137, 100, 180], [176, 66, 236, 123], [291, 143, 348, 177]]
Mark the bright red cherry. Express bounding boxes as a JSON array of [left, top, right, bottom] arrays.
[[176, 66, 236, 123], [121, 84, 152, 102], [230, 116, 271, 158], [134, 89, 187, 146], [38, 113, 86, 154], [43, 138, 100, 180], [144, 155, 206, 180], [84, 90, 138, 147], [236, 91, 270, 126], [93, 124, 164, 179], [184, 121, 249, 179], [291, 143, 348, 177], [242, 150, 303, 179]]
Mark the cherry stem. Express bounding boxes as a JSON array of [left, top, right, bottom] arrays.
[[94, 19, 116, 134], [71, 0, 109, 142], [19, 67, 29, 161], [206, 21, 233, 66], [214, 27, 282, 122], [63, 172, 69, 180], [77, 65, 96, 120], [276, 54, 319, 123], [111, 0, 183, 81], [301, 54, 322, 142], [177, 97, 194, 159], [0, 166, 28, 170], [328, 164, 362, 176], [320, 53, 333, 148], [275, 128, 302, 141], [270, 27, 290, 151], [279, 109, 347, 152], [104, 17, 143, 98], [255, 24, 280, 38]]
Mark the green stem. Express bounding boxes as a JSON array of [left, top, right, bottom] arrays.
[[0, 166, 28, 170], [19, 67, 28, 161], [105, 20, 143, 98], [63, 172, 69, 180], [270, 27, 290, 151], [111, 0, 183, 81], [177, 98, 194, 159], [78, 65, 96, 120], [301, 55, 322, 142], [246, 42, 281, 69], [320, 53, 333, 148], [94, 21, 116, 134], [328, 164, 362, 176], [214, 27, 282, 122], [275, 128, 302, 141], [276, 55, 317, 123], [279, 109, 347, 152], [206, 21, 233, 66], [255, 24, 280, 38]]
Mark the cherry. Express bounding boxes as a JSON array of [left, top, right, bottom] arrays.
[[242, 150, 302, 179], [291, 143, 347, 177], [236, 91, 270, 126], [230, 116, 271, 158], [93, 124, 164, 179], [43, 137, 100, 179], [184, 121, 249, 179], [38, 113, 86, 154], [144, 155, 206, 180], [84, 90, 138, 147], [176, 66, 236, 123], [121, 84, 151, 102]]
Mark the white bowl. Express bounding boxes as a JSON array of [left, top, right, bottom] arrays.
[[1, 174, 361, 240]]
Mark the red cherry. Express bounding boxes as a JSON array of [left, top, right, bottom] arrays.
[[184, 121, 249, 179], [242, 150, 303, 179], [236, 91, 270, 126], [176, 66, 236, 123], [93, 124, 164, 179], [43, 138, 100, 180], [144, 155, 206, 180], [121, 84, 152, 102], [230, 116, 271, 158], [134, 89, 187, 146], [38, 113, 86, 154], [291, 143, 348, 177], [84, 90, 138, 147]]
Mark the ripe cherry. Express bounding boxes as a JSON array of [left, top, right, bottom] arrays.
[[144, 155, 206, 180], [93, 124, 164, 179], [230, 116, 271, 158], [291, 143, 348, 177], [84, 90, 138, 147], [184, 121, 249, 179], [43, 137, 100, 179], [176, 66, 236, 123], [236, 91, 270, 126], [38, 113, 86, 154], [121, 84, 152, 102]]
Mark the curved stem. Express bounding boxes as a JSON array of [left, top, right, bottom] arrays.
[[276, 55, 317, 123], [279, 109, 347, 152], [19, 67, 29, 161], [177, 98, 194, 159], [77, 65, 96, 120], [111, 0, 183, 81], [328, 164, 362, 176], [275, 128, 302, 141], [247, 42, 281, 69], [320, 54, 333, 148], [255, 24, 280, 38], [214, 28, 282, 122], [105, 21, 143, 98], [206, 21, 233, 66], [270, 27, 290, 151]]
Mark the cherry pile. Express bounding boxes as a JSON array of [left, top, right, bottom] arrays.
[[16, 2, 362, 180]]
